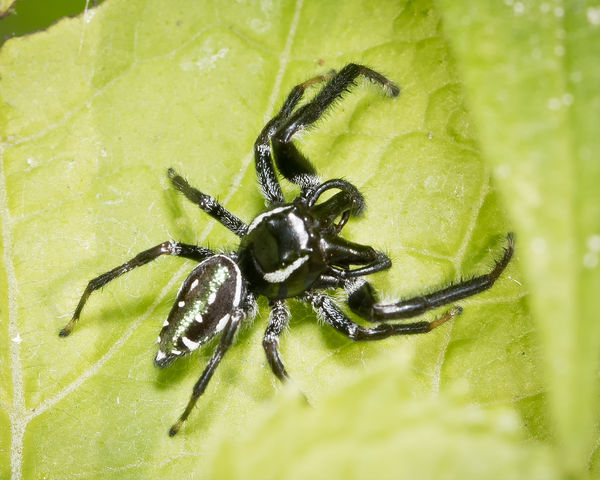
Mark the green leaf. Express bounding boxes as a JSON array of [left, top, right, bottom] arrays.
[[210, 354, 557, 480], [0, 0, 107, 44], [0, 0, 15, 17], [0, 0, 556, 478], [437, 1, 600, 477]]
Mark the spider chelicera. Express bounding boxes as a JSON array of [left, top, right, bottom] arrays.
[[59, 64, 514, 436]]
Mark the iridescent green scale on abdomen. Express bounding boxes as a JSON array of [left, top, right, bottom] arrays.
[[156, 255, 243, 365]]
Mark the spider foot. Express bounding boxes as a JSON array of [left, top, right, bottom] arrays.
[[299, 69, 336, 89], [58, 317, 77, 337], [429, 305, 463, 331], [169, 419, 183, 437]]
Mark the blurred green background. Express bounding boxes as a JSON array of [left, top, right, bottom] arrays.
[[1, 1, 598, 478], [0, 0, 105, 44]]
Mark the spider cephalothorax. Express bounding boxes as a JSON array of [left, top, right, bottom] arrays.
[[60, 64, 513, 436]]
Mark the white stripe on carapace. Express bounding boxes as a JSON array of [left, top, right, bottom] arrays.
[[288, 212, 309, 246], [155, 350, 167, 361], [263, 255, 309, 283], [190, 278, 199, 290], [181, 336, 200, 350], [246, 205, 293, 233]]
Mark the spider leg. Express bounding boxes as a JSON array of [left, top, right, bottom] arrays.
[[272, 63, 399, 192], [169, 309, 244, 436], [310, 274, 343, 290], [305, 291, 462, 340], [59, 242, 213, 337], [263, 300, 291, 382], [346, 233, 515, 322], [168, 168, 248, 236], [321, 234, 391, 277], [255, 71, 336, 205], [308, 179, 365, 233]]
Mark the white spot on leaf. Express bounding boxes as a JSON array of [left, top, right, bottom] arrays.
[[587, 235, 600, 252], [588, 7, 600, 25], [531, 237, 547, 255], [495, 164, 511, 179], [84, 8, 96, 23], [180, 42, 230, 72], [513, 2, 525, 15], [547, 97, 562, 110], [583, 253, 598, 269]]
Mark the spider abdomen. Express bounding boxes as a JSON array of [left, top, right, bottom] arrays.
[[155, 255, 244, 368]]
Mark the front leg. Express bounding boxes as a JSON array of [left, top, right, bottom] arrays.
[[272, 64, 399, 192], [346, 234, 514, 322], [321, 234, 391, 278], [305, 291, 462, 340], [254, 71, 336, 205]]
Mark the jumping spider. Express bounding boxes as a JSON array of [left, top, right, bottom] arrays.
[[59, 64, 514, 436]]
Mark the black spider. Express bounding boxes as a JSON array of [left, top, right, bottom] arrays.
[[59, 64, 514, 436]]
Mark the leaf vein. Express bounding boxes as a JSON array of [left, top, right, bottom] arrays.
[[31, 0, 306, 426]]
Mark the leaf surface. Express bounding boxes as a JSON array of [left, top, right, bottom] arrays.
[[0, 0, 14, 16], [0, 0, 556, 478], [438, 1, 600, 476]]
